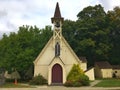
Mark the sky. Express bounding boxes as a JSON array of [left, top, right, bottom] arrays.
[[0, 0, 120, 38]]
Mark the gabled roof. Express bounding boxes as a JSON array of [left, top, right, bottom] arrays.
[[62, 37, 81, 63], [33, 37, 52, 64], [34, 36, 81, 65], [95, 61, 112, 69], [49, 56, 65, 65]]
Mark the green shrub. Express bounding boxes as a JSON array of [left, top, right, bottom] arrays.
[[64, 81, 82, 87], [29, 74, 47, 85], [72, 81, 82, 87], [65, 64, 90, 87], [67, 64, 84, 82], [79, 74, 89, 86], [6, 79, 14, 83], [64, 80, 73, 87]]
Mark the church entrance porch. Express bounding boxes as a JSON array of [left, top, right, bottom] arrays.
[[52, 64, 63, 84]]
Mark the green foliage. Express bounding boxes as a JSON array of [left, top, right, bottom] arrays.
[[77, 4, 106, 22], [24, 66, 34, 80], [64, 81, 82, 87], [0, 73, 5, 85], [29, 74, 47, 85], [72, 81, 82, 87], [76, 4, 111, 64], [11, 70, 21, 79], [65, 64, 89, 87], [67, 64, 84, 82], [79, 74, 89, 86], [0, 25, 52, 80], [107, 7, 120, 65], [64, 81, 73, 87], [5, 79, 14, 83], [63, 4, 120, 66], [0, 4, 120, 83]]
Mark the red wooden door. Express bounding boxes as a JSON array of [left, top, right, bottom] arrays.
[[52, 64, 63, 83]]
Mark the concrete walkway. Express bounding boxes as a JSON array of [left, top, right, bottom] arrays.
[[90, 80, 101, 86]]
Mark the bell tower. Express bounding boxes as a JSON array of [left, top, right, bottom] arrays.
[[51, 2, 64, 57]]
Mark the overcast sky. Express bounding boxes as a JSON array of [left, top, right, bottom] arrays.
[[0, 0, 120, 38]]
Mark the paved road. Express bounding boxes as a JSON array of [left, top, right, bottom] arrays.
[[0, 80, 120, 90], [1, 86, 120, 90]]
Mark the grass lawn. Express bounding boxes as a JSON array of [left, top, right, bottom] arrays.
[[95, 78, 120, 87], [0, 83, 32, 88]]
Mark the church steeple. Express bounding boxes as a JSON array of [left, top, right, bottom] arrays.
[[51, 2, 64, 56], [51, 2, 64, 23], [54, 2, 61, 18]]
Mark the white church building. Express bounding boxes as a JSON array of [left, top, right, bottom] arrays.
[[34, 2, 95, 85]]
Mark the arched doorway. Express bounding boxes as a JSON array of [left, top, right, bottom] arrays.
[[52, 64, 63, 83]]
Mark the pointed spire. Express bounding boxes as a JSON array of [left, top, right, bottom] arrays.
[[51, 2, 64, 23], [54, 2, 61, 18]]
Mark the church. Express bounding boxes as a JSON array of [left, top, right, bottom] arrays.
[[34, 2, 95, 85]]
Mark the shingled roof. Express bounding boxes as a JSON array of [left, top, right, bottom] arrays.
[[95, 61, 112, 69], [112, 65, 120, 69]]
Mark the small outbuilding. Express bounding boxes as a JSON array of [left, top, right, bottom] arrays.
[[95, 61, 112, 78], [112, 65, 120, 78]]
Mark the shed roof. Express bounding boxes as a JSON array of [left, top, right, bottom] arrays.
[[112, 65, 120, 69], [95, 61, 112, 69]]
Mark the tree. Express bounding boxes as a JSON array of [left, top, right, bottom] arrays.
[[0, 25, 52, 80], [107, 7, 120, 64], [62, 20, 77, 51], [24, 65, 34, 80], [0, 69, 5, 85], [11, 69, 21, 84], [63, 4, 111, 66]]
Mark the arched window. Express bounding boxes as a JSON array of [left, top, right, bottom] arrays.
[[55, 42, 60, 57]]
